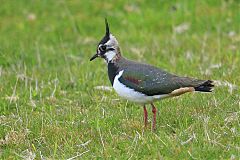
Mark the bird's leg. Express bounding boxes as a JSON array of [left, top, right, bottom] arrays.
[[151, 103, 157, 131], [143, 105, 148, 128]]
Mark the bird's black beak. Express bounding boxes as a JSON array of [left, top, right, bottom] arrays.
[[90, 53, 99, 61]]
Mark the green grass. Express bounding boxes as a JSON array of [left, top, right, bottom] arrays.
[[0, 0, 240, 159]]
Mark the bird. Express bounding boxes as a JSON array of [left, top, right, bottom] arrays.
[[90, 19, 214, 131]]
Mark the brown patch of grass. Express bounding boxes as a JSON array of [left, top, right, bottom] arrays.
[[0, 129, 29, 146]]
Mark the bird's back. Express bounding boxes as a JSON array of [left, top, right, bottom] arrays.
[[108, 58, 212, 96]]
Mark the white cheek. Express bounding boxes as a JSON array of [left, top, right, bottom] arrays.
[[105, 51, 116, 62]]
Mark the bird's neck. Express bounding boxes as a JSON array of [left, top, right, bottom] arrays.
[[106, 47, 122, 63], [107, 62, 119, 85]]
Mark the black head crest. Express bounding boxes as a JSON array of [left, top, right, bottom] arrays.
[[105, 18, 110, 36]]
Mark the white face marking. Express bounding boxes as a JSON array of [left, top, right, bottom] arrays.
[[113, 70, 169, 104], [104, 50, 116, 63], [100, 34, 118, 63]]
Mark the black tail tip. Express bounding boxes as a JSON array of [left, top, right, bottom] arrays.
[[194, 80, 215, 92]]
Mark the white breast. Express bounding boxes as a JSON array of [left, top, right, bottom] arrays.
[[112, 70, 169, 104]]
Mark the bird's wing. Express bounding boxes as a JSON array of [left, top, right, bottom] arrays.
[[118, 63, 205, 96]]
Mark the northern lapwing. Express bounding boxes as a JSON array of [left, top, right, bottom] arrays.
[[90, 19, 214, 130]]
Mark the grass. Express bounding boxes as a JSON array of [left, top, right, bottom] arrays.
[[0, 0, 239, 159]]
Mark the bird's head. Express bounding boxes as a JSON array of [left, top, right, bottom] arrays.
[[90, 19, 120, 63]]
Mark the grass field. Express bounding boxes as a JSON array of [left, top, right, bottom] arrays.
[[0, 0, 240, 159]]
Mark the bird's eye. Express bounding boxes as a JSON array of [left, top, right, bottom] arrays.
[[99, 45, 106, 52]]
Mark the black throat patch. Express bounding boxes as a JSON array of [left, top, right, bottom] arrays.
[[107, 62, 119, 86]]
